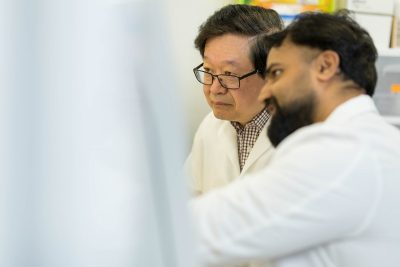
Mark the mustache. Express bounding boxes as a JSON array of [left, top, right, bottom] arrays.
[[264, 97, 281, 114], [264, 98, 272, 107]]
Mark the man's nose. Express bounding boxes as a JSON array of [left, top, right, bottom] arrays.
[[209, 77, 227, 94], [258, 80, 272, 102]]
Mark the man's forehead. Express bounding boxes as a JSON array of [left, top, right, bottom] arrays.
[[267, 40, 314, 66], [205, 33, 252, 51], [203, 34, 253, 66], [266, 45, 288, 66], [270, 39, 294, 55]]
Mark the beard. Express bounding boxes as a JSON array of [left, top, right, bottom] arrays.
[[267, 92, 316, 148]]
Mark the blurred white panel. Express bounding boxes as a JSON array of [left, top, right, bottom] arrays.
[[1, 0, 195, 267], [0, 2, 11, 266]]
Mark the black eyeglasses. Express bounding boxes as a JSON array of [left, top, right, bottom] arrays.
[[193, 63, 259, 89]]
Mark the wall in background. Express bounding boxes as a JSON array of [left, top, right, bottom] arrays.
[[164, 0, 231, 153]]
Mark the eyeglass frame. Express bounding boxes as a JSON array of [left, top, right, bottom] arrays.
[[192, 63, 259, 90]]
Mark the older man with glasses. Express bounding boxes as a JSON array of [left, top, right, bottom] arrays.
[[185, 4, 283, 199]]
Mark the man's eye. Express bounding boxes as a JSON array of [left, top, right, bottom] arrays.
[[272, 69, 282, 76], [271, 69, 282, 78]]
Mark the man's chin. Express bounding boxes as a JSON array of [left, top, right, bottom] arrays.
[[267, 95, 315, 147], [267, 117, 290, 148], [212, 111, 231, 121]]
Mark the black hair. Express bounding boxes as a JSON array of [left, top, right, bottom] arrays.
[[252, 10, 377, 96], [194, 4, 283, 76], [251, 32, 274, 78]]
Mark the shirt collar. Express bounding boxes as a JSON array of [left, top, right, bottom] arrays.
[[231, 108, 270, 132]]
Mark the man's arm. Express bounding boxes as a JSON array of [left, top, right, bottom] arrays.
[[190, 127, 380, 266]]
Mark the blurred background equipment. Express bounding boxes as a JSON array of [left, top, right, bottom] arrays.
[[337, 0, 395, 50], [236, 0, 398, 50], [236, 0, 335, 24], [234, 0, 400, 129], [373, 49, 400, 128]]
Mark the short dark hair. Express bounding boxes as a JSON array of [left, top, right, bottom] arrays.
[[194, 4, 283, 76], [253, 10, 377, 96]]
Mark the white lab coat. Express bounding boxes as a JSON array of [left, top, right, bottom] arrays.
[[185, 112, 275, 195], [191, 95, 400, 267]]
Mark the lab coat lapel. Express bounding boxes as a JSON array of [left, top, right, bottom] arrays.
[[219, 121, 241, 177]]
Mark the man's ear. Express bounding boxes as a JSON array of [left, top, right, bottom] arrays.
[[314, 50, 340, 81]]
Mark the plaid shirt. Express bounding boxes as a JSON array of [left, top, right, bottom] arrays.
[[231, 108, 270, 172]]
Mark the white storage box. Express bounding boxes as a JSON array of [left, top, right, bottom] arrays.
[[338, 0, 395, 15], [353, 12, 393, 49]]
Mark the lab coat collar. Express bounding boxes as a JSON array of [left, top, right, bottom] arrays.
[[325, 95, 379, 125], [219, 121, 241, 176], [241, 119, 272, 174]]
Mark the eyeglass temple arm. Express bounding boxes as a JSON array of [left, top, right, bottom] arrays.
[[193, 63, 203, 71]]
